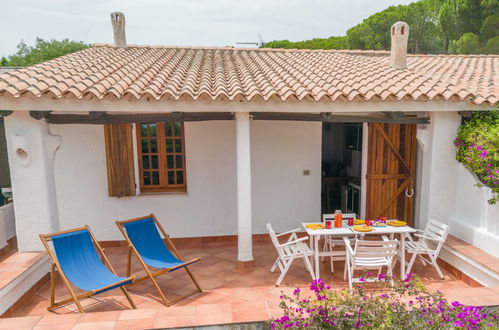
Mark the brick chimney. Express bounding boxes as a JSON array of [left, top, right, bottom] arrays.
[[390, 21, 409, 69], [110, 12, 126, 48]]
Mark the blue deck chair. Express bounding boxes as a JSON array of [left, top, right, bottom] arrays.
[[116, 214, 202, 306], [39, 226, 136, 313]]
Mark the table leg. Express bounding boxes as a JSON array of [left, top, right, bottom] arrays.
[[314, 235, 320, 279], [400, 233, 406, 279]]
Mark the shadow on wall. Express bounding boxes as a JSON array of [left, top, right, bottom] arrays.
[[0, 119, 11, 189]]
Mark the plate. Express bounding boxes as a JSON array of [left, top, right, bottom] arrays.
[[306, 224, 325, 229], [354, 219, 365, 225], [387, 220, 407, 227], [352, 225, 373, 232]]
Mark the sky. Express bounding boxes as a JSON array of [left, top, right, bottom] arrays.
[[0, 0, 415, 58]]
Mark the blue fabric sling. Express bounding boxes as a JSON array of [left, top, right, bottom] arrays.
[[122, 217, 185, 270], [51, 229, 131, 293]]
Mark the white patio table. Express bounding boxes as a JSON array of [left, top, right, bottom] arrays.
[[302, 222, 416, 280]]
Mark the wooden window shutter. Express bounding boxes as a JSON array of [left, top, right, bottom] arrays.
[[104, 124, 136, 197]]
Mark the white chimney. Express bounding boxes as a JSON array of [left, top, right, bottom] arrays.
[[390, 21, 409, 69], [111, 12, 126, 48]]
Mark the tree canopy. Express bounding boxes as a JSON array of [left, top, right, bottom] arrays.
[[263, 0, 498, 54], [1, 38, 89, 67]]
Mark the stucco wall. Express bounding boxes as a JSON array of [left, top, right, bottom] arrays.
[[417, 112, 499, 257], [0, 202, 15, 248], [51, 120, 321, 241]]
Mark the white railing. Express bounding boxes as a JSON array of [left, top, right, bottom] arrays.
[[0, 202, 15, 249]]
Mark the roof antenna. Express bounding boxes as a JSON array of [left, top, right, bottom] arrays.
[[111, 12, 127, 48], [236, 33, 265, 47]]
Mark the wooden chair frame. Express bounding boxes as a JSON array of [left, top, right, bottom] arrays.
[[116, 214, 202, 306], [39, 226, 136, 313]]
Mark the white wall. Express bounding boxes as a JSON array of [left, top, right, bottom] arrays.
[[4, 112, 61, 251], [0, 202, 15, 249], [417, 112, 499, 257], [51, 120, 322, 241], [251, 121, 322, 234]]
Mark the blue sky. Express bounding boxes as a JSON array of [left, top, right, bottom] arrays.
[[0, 0, 414, 57]]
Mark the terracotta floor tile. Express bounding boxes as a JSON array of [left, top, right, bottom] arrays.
[[1, 240, 483, 330], [231, 300, 268, 313], [195, 302, 232, 315], [0, 316, 41, 328], [32, 324, 75, 330], [443, 287, 496, 297], [232, 309, 269, 323], [194, 312, 233, 326], [114, 318, 155, 329], [156, 305, 195, 318], [35, 314, 80, 326], [72, 321, 116, 330], [470, 295, 499, 306], [153, 316, 196, 328], [118, 308, 158, 321], [77, 311, 121, 323]]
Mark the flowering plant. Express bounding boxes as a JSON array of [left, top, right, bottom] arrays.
[[454, 111, 498, 204], [272, 273, 499, 329]]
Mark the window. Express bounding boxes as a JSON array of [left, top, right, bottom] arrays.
[[136, 122, 186, 192]]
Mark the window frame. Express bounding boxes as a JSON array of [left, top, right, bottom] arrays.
[[135, 122, 187, 193]]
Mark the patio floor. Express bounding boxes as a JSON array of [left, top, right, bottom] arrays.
[[1, 238, 496, 329]]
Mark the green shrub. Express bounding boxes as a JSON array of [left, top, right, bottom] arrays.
[[454, 111, 499, 204]]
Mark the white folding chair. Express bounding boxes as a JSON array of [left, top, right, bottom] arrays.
[[403, 219, 449, 279], [267, 223, 315, 286], [343, 236, 398, 291], [321, 213, 356, 273]]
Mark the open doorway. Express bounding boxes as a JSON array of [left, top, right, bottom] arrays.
[[321, 123, 363, 216]]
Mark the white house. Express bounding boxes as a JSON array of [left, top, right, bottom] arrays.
[[0, 15, 497, 273]]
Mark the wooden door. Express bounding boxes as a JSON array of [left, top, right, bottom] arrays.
[[366, 123, 417, 225]]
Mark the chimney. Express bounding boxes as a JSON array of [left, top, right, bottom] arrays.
[[390, 21, 409, 69], [111, 12, 126, 48]]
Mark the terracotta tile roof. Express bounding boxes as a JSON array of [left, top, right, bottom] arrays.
[[0, 45, 497, 105]]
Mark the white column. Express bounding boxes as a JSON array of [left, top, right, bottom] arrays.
[[236, 112, 253, 262], [4, 111, 61, 251]]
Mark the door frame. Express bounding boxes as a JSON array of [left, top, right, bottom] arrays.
[[360, 123, 369, 219]]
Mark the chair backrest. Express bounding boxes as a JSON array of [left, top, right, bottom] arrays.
[[322, 213, 356, 222], [353, 239, 398, 260], [121, 216, 180, 267], [266, 223, 279, 247], [423, 218, 449, 253], [267, 223, 285, 258], [50, 228, 127, 291], [322, 214, 335, 222]]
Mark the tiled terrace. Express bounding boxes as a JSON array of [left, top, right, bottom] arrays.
[[1, 237, 498, 329]]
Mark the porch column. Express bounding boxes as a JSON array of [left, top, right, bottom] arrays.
[[4, 111, 61, 251], [236, 112, 254, 266]]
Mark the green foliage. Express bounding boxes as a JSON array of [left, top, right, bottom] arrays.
[[1, 38, 89, 67], [481, 36, 499, 53], [455, 32, 481, 53], [480, 13, 499, 40], [263, 0, 498, 54], [263, 36, 348, 50], [454, 111, 499, 204]]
